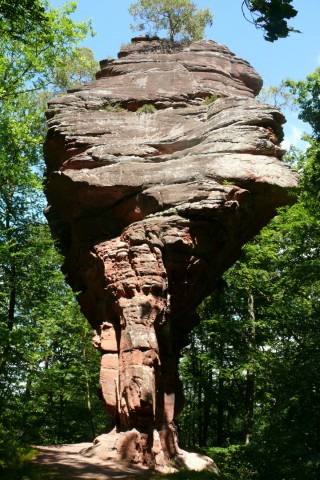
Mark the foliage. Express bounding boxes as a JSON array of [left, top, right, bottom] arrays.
[[204, 445, 258, 479], [0, 1, 93, 99], [136, 103, 157, 114], [179, 63, 320, 479], [242, 0, 299, 42], [257, 81, 297, 110], [129, 0, 213, 44], [0, 0, 48, 41], [180, 194, 320, 478], [0, 443, 56, 480], [1, 455, 59, 480], [0, 2, 319, 479], [104, 103, 125, 112], [285, 68, 320, 139], [52, 46, 99, 93], [179, 158, 320, 479], [0, 426, 37, 469], [203, 94, 218, 105], [0, 0, 107, 467], [259, 69, 320, 137]]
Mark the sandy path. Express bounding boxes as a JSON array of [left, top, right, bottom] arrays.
[[31, 443, 155, 479]]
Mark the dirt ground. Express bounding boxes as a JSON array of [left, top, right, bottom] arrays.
[[30, 443, 156, 480]]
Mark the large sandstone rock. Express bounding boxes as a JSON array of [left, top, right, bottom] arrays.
[[44, 37, 298, 471]]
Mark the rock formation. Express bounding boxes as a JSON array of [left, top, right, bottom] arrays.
[[44, 37, 298, 471]]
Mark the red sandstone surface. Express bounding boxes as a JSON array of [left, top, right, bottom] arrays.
[[44, 37, 298, 471]]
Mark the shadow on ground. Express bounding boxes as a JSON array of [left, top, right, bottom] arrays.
[[28, 444, 155, 480]]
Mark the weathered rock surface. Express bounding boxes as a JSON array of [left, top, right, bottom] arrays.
[[44, 37, 298, 471]]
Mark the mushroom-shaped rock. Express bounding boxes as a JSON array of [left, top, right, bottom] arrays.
[[44, 39, 298, 471]]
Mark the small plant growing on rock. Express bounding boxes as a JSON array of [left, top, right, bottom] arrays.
[[114, 103, 125, 112], [203, 94, 218, 105], [136, 103, 157, 114], [120, 42, 134, 50], [103, 103, 124, 112]]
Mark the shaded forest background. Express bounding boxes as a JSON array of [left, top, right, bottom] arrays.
[[1, 1, 320, 479]]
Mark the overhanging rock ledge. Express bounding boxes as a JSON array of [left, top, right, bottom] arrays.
[[44, 38, 298, 472]]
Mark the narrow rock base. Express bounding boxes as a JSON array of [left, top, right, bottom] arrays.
[[80, 428, 218, 474]]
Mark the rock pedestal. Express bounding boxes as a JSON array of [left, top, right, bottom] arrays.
[[44, 37, 298, 471]]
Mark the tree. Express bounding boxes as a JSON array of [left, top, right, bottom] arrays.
[[178, 63, 320, 475], [0, 2, 106, 469], [0, 1, 93, 100], [178, 89, 320, 476], [248, 68, 320, 477], [52, 46, 98, 94], [285, 69, 320, 139], [0, 0, 48, 41], [242, 0, 299, 42], [179, 188, 320, 478], [129, 0, 213, 44], [129, 0, 299, 44], [260, 68, 320, 208], [179, 265, 264, 449]]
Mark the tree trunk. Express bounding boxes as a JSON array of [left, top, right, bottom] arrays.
[[217, 372, 225, 446], [0, 265, 16, 376], [202, 368, 212, 447], [83, 341, 96, 438], [58, 392, 64, 441], [197, 360, 203, 447], [244, 290, 256, 444], [0, 205, 16, 375]]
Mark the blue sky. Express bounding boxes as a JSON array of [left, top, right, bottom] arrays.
[[51, 0, 320, 147]]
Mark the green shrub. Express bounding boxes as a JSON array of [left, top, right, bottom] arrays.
[[136, 103, 157, 114], [222, 179, 234, 185], [103, 102, 124, 112], [204, 445, 258, 480], [203, 94, 218, 105], [0, 438, 49, 480]]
